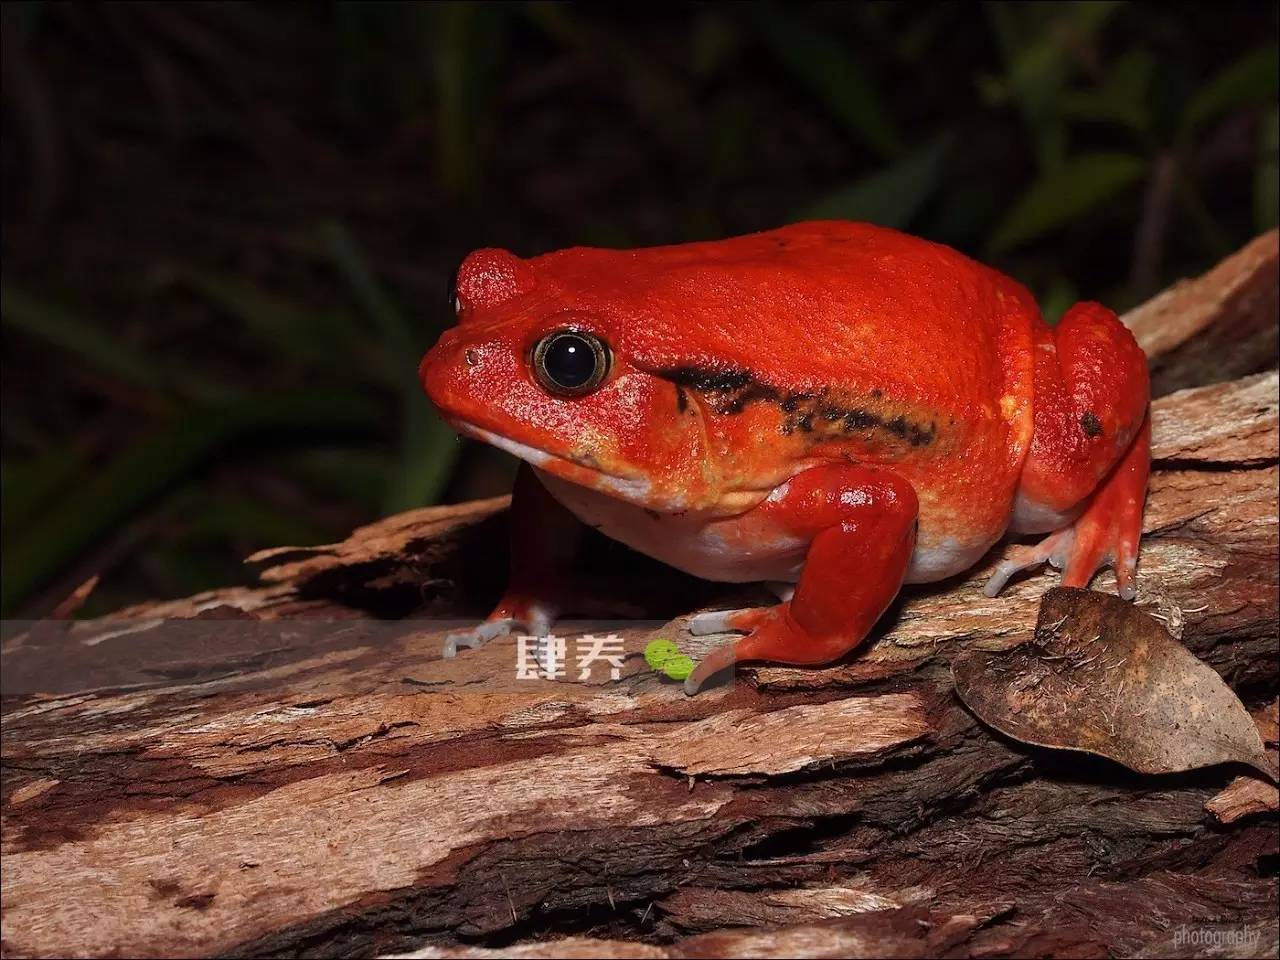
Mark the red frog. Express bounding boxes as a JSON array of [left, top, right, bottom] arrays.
[[420, 221, 1150, 693]]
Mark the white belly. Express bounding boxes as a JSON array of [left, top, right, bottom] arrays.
[[536, 469, 997, 586], [535, 470, 807, 582]]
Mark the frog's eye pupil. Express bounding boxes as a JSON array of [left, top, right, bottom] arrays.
[[532, 331, 611, 396], [544, 337, 594, 387]]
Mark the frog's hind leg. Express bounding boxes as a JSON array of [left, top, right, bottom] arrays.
[[986, 301, 1150, 600], [986, 413, 1149, 598]]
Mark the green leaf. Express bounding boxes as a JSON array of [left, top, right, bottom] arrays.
[[1181, 45, 1279, 139], [985, 2, 1123, 170], [1039, 275, 1080, 326], [171, 489, 333, 546], [2, 283, 161, 394], [322, 221, 459, 511], [0, 445, 86, 536], [798, 137, 949, 227], [1256, 105, 1279, 233], [274, 447, 392, 514], [322, 221, 421, 364], [662, 655, 695, 682], [387, 400, 461, 514], [1, 390, 382, 614], [988, 153, 1147, 255], [1061, 49, 1155, 136], [644, 638, 682, 671], [643, 637, 695, 681], [426, 1, 513, 198], [747, 6, 902, 158], [153, 266, 377, 380], [1, 282, 229, 405]]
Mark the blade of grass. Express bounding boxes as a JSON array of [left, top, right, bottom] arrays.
[[152, 266, 380, 381], [1, 444, 86, 536], [1, 389, 382, 614], [2, 281, 232, 405], [984, 2, 1122, 171], [387, 401, 462, 513], [745, 4, 902, 158], [322, 221, 420, 360], [170, 488, 335, 546], [1257, 105, 1279, 233], [427, 1, 509, 199], [987, 152, 1147, 255], [523, 2, 701, 152], [273, 446, 393, 515], [322, 221, 460, 511], [1180, 44, 1279, 140], [798, 136, 950, 226], [1061, 49, 1156, 139]]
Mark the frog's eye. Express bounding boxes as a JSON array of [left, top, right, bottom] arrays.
[[446, 270, 461, 317], [531, 330, 611, 397]]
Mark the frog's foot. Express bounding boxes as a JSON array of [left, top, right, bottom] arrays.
[[684, 605, 794, 695], [983, 528, 1088, 598], [686, 603, 882, 695], [443, 618, 521, 658], [441, 599, 556, 659], [986, 415, 1149, 601]]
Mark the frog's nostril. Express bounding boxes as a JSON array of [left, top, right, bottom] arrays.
[[464, 348, 480, 367]]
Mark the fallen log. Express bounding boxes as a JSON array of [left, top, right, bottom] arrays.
[[1122, 228, 1278, 397], [2, 237, 1277, 959]]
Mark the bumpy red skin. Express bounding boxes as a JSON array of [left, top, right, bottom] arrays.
[[1020, 302, 1149, 518], [421, 222, 1150, 691]]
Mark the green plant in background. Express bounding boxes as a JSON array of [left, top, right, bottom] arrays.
[[1, 1, 1275, 615], [1, 222, 458, 614]]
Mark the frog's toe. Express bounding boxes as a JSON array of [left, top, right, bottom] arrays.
[[687, 608, 755, 636], [983, 529, 1073, 598], [684, 608, 779, 694], [442, 618, 519, 658], [683, 637, 742, 695]]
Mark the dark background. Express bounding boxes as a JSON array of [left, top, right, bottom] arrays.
[[2, 1, 1277, 617]]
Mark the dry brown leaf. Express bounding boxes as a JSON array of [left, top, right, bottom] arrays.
[[953, 588, 1277, 780]]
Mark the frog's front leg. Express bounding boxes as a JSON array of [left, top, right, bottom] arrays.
[[986, 301, 1150, 600], [684, 464, 918, 695], [443, 462, 582, 657]]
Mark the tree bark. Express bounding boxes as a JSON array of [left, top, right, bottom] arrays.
[[2, 236, 1277, 960]]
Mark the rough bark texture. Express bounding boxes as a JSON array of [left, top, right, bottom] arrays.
[[2, 237, 1278, 960], [1122, 228, 1278, 397]]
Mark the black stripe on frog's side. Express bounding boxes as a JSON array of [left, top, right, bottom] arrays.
[[659, 365, 782, 415], [660, 366, 759, 395], [799, 394, 937, 447], [656, 366, 937, 447]]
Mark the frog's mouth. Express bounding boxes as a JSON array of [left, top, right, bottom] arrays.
[[449, 419, 656, 503]]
